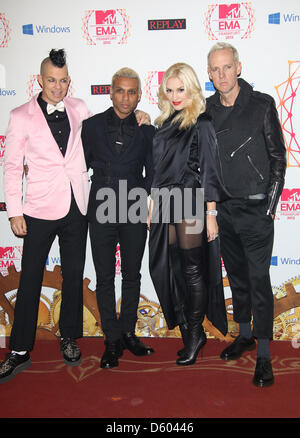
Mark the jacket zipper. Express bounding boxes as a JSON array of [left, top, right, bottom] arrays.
[[230, 136, 252, 157], [216, 128, 230, 135], [247, 154, 264, 180], [267, 181, 279, 215]]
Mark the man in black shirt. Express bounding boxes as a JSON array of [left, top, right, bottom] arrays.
[[81, 68, 155, 369], [206, 42, 286, 387]]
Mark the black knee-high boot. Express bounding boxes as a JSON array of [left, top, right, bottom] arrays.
[[176, 246, 207, 366], [169, 243, 188, 329], [169, 243, 189, 354]]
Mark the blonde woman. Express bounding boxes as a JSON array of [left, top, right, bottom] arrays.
[[148, 63, 227, 365]]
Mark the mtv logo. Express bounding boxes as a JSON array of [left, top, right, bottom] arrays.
[[219, 4, 241, 19], [157, 71, 165, 85], [270, 256, 278, 266], [0, 247, 15, 259], [281, 188, 300, 202], [268, 13, 280, 24], [0, 136, 5, 149], [95, 10, 116, 25], [22, 24, 34, 35]]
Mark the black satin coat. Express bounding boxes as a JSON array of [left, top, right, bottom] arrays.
[[149, 113, 227, 335]]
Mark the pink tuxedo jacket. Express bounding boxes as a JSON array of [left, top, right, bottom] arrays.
[[4, 95, 91, 220]]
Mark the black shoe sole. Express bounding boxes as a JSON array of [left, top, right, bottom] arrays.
[[252, 377, 274, 387], [63, 357, 82, 367], [125, 349, 154, 356], [100, 361, 119, 369], [0, 359, 32, 384]]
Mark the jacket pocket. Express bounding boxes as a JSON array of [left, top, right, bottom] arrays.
[[247, 154, 264, 181], [230, 136, 252, 158]]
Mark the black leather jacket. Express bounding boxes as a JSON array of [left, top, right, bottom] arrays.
[[206, 78, 286, 215]]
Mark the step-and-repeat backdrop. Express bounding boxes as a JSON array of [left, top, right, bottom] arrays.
[[0, 0, 299, 345]]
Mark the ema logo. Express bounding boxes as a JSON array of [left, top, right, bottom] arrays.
[[22, 23, 70, 35], [82, 9, 131, 45], [91, 84, 111, 95], [0, 13, 11, 47], [279, 188, 300, 219], [269, 12, 300, 24], [148, 18, 186, 30], [203, 3, 255, 40], [144, 71, 165, 104], [0, 246, 22, 276]]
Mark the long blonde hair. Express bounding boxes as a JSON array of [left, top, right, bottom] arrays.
[[155, 63, 206, 130]]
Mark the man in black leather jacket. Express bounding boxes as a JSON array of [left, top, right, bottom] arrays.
[[206, 42, 286, 387]]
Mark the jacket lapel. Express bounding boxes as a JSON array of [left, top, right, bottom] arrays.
[[28, 96, 64, 160], [64, 99, 79, 159]]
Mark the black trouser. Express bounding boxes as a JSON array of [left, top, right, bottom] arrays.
[[218, 198, 274, 339], [9, 199, 88, 351], [89, 221, 147, 341]]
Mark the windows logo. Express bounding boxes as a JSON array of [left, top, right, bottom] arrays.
[[22, 24, 34, 35], [205, 81, 215, 92], [268, 13, 280, 24]]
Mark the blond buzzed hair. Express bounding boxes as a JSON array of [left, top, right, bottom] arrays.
[[111, 67, 141, 92]]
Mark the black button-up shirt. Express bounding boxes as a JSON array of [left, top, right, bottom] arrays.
[[106, 108, 136, 154], [37, 93, 70, 156]]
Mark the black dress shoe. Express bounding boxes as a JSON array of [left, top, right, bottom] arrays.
[[60, 338, 81, 366], [220, 336, 256, 360], [122, 332, 154, 356], [253, 357, 274, 387], [100, 340, 123, 369], [0, 352, 31, 384]]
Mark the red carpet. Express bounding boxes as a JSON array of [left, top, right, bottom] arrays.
[[0, 338, 299, 421]]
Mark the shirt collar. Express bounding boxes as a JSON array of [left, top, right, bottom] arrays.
[[108, 106, 136, 127]]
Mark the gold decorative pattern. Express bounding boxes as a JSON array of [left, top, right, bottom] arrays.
[[0, 266, 299, 342], [18, 353, 300, 383]]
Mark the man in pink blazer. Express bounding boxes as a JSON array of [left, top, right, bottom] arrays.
[[0, 49, 91, 383]]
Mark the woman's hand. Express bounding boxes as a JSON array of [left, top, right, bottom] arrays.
[[135, 110, 151, 126], [206, 215, 218, 242]]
